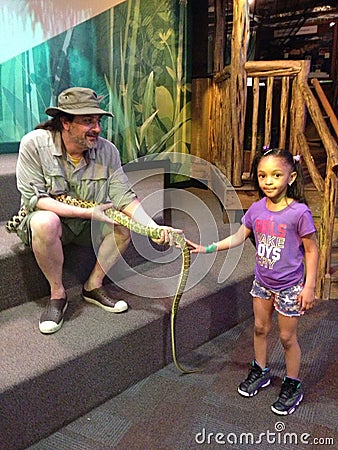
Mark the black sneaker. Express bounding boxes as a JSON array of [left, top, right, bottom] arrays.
[[238, 360, 271, 397], [39, 297, 68, 334], [271, 376, 303, 415]]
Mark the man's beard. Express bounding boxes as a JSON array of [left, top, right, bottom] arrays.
[[69, 131, 98, 149]]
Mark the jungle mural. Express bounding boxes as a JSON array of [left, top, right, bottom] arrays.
[[0, 0, 191, 163]]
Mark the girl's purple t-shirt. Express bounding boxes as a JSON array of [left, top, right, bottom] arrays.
[[242, 198, 316, 290]]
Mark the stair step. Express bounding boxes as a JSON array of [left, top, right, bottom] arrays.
[[0, 172, 258, 449], [0, 224, 151, 311], [0, 154, 20, 221], [0, 153, 171, 311], [0, 240, 256, 450], [26, 298, 337, 450]]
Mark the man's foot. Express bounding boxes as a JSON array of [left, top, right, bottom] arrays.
[[238, 360, 271, 397], [39, 297, 68, 334], [271, 376, 303, 415], [82, 287, 128, 313]]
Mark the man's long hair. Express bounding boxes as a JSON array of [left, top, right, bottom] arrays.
[[34, 113, 74, 132]]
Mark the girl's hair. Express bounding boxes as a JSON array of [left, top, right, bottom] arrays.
[[251, 147, 307, 204]]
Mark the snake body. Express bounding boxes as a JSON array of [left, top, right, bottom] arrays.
[[6, 194, 198, 374]]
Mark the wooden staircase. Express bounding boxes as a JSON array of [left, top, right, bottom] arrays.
[[328, 241, 338, 299]]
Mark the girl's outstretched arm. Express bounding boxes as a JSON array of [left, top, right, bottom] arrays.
[[186, 224, 251, 253], [298, 232, 319, 311]]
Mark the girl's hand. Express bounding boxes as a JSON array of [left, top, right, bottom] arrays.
[[297, 286, 316, 311], [185, 238, 207, 253]]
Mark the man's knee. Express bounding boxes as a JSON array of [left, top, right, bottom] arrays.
[[31, 211, 62, 240]]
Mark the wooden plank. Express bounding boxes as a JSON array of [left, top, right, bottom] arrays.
[[230, 0, 249, 186], [296, 132, 325, 192], [250, 77, 260, 164], [290, 60, 310, 154], [311, 78, 338, 139], [213, 0, 225, 73], [316, 169, 337, 299], [191, 78, 211, 161], [264, 77, 273, 147], [300, 81, 338, 171], [245, 60, 302, 72], [214, 65, 231, 83], [279, 76, 289, 149]]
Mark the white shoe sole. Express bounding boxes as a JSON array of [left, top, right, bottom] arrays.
[[39, 301, 68, 334], [39, 319, 64, 334], [83, 296, 128, 313]]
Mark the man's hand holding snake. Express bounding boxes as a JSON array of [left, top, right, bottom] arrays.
[[153, 226, 183, 246]]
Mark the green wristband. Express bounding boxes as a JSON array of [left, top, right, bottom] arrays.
[[205, 242, 217, 253]]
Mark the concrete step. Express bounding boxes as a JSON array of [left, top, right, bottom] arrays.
[[0, 153, 169, 311], [0, 161, 257, 449], [26, 298, 338, 450], [0, 153, 21, 221], [0, 223, 150, 311], [0, 225, 91, 310], [0, 237, 256, 450]]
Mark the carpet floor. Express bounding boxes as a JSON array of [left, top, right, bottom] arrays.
[[28, 298, 337, 450]]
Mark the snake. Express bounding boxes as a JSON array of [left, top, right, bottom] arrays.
[[6, 194, 199, 374]]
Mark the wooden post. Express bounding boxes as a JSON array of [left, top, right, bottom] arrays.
[[245, 60, 302, 74], [230, 0, 249, 186], [311, 78, 338, 139], [224, 79, 233, 179], [264, 77, 273, 147], [316, 169, 337, 299], [297, 132, 324, 192], [209, 81, 219, 168], [279, 76, 289, 149], [191, 78, 211, 161], [250, 77, 260, 164], [213, 0, 225, 73], [300, 81, 338, 171], [290, 60, 310, 154]]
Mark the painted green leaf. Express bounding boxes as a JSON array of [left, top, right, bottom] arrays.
[[166, 66, 176, 81], [155, 85, 174, 123], [139, 109, 158, 146]]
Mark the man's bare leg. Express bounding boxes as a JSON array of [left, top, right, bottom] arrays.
[[30, 211, 66, 299], [84, 224, 130, 291]]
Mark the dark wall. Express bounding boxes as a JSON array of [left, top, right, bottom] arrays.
[[190, 0, 210, 78]]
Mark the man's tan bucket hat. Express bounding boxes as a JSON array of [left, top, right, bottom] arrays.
[[45, 87, 113, 117]]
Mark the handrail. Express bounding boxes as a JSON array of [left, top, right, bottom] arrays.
[[209, 59, 337, 297], [296, 132, 324, 192], [311, 78, 338, 139], [299, 80, 338, 172], [244, 60, 302, 74]]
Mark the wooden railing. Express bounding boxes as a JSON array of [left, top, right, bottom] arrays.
[[209, 58, 338, 299]]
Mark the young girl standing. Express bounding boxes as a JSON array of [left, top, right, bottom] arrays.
[[187, 148, 318, 415]]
